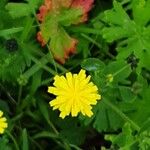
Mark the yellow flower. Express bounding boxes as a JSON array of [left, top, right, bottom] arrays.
[[0, 111, 8, 134], [48, 69, 101, 119]]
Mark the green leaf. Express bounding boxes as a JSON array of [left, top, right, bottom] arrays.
[[105, 123, 136, 150], [5, 0, 40, 18], [59, 8, 82, 26], [0, 99, 10, 113], [26, 0, 41, 9], [119, 86, 136, 102], [132, 0, 150, 26], [22, 129, 29, 150], [105, 123, 150, 150], [37, 98, 50, 124], [33, 131, 58, 139], [39, 5, 84, 63], [103, 60, 131, 83], [49, 27, 76, 63], [102, 0, 150, 71], [30, 71, 42, 95], [57, 118, 87, 145], [5, 3, 32, 18], [81, 99, 124, 132], [0, 136, 12, 150], [130, 87, 150, 126], [0, 27, 24, 37], [81, 58, 105, 71], [0, 48, 26, 82]]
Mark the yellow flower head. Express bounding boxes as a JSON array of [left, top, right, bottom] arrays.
[[48, 69, 101, 119], [0, 111, 8, 134]]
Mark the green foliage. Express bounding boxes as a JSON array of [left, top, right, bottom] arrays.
[[0, 136, 11, 150], [105, 123, 150, 150], [22, 129, 29, 150], [5, 0, 41, 18], [0, 0, 150, 149], [40, 6, 82, 62], [102, 0, 150, 71]]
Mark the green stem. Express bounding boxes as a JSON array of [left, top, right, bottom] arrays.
[[47, 46, 58, 73], [47, 120, 59, 135], [70, 27, 102, 35], [29, 137, 43, 150], [63, 141, 72, 150], [55, 62, 68, 72], [17, 85, 22, 105], [41, 69, 68, 85], [0, 83, 16, 105], [69, 144, 82, 150], [81, 33, 102, 49], [6, 131, 20, 150], [113, 64, 130, 77], [103, 98, 140, 131], [22, 53, 50, 79], [11, 113, 24, 122], [30, 56, 56, 75], [81, 33, 115, 59], [41, 78, 53, 86]]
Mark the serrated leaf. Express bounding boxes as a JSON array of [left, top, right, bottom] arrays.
[[106, 123, 150, 150], [102, 0, 150, 71], [49, 27, 77, 63], [105, 123, 135, 150], [81, 99, 124, 132], [38, 0, 93, 63], [130, 87, 150, 126]]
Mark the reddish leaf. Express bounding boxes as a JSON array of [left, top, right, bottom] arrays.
[[37, 31, 46, 47], [37, 0, 94, 63], [71, 0, 94, 22], [37, 0, 52, 22], [50, 28, 78, 64]]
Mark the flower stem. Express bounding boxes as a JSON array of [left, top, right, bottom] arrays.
[[6, 130, 20, 150], [47, 120, 59, 135]]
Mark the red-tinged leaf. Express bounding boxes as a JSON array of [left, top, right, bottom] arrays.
[[37, 31, 46, 47], [37, 0, 52, 22], [58, 0, 72, 8], [50, 27, 77, 64], [36, 0, 94, 63], [71, 0, 94, 22]]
